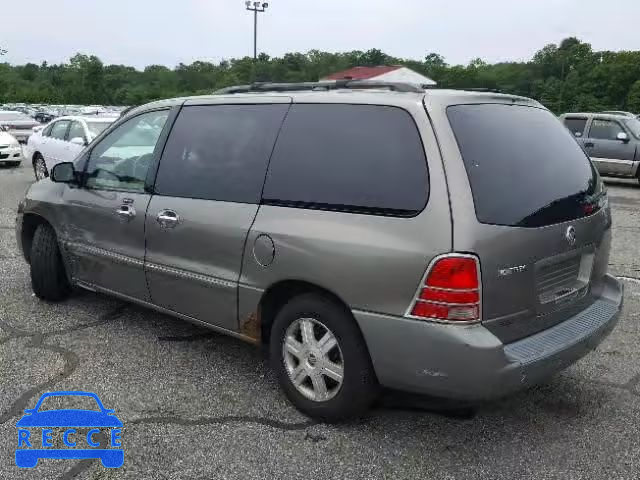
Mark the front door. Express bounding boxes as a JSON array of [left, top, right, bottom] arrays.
[[585, 117, 636, 176], [144, 100, 290, 331], [60, 109, 172, 301]]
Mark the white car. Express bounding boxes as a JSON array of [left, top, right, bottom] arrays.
[[0, 130, 23, 167], [26, 115, 116, 180]]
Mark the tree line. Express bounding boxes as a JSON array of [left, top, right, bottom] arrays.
[[1, 37, 640, 113]]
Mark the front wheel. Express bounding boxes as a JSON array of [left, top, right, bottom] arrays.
[[270, 294, 378, 421], [30, 224, 71, 302], [33, 154, 48, 181]]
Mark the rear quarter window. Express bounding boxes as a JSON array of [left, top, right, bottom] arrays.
[[262, 104, 429, 216]]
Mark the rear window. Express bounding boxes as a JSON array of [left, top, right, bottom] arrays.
[[447, 104, 598, 227], [262, 104, 429, 216]]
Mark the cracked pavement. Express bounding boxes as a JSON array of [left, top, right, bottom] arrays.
[[1, 163, 639, 479]]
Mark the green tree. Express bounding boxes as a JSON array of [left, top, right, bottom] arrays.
[[627, 80, 640, 112], [0, 38, 639, 113]]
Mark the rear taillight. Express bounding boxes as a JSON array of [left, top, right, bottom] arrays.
[[406, 254, 481, 323]]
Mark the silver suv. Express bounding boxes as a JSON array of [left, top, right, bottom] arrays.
[[17, 82, 624, 421]]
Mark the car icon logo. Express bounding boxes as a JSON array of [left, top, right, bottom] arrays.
[[565, 226, 577, 247], [15, 391, 123, 469]]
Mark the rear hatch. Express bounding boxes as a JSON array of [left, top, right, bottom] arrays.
[[445, 102, 611, 343]]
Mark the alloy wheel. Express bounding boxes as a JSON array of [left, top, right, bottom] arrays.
[[35, 158, 47, 180], [282, 317, 344, 402]]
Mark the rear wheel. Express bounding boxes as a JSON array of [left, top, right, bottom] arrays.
[[270, 293, 378, 421], [33, 154, 48, 180], [30, 224, 71, 301]]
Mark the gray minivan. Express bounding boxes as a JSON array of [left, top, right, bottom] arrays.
[[17, 82, 623, 420], [561, 112, 640, 184]]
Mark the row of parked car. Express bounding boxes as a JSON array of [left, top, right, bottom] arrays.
[[0, 103, 125, 167], [2, 103, 125, 122], [0, 109, 123, 173]]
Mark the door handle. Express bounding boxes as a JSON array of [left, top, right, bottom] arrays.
[[156, 209, 180, 229], [115, 204, 136, 221], [584, 142, 595, 148]]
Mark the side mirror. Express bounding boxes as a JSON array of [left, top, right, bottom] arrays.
[[617, 132, 629, 143], [574, 131, 582, 138], [51, 162, 76, 183], [70, 136, 87, 146]]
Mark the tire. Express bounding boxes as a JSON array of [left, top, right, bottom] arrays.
[[270, 293, 378, 421], [30, 224, 71, 302], [33, 154, 48, 181]]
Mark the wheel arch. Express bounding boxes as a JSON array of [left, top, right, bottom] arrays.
[[256, 279, 356, 347], [20, 212, 53, 263]]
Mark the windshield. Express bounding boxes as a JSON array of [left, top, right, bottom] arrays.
[[447, 103, 599, 228], [624, 118, 640, 138], [86, 121, 113, 137], [0, 112, 31, 121], [38, 395, 101, 412]]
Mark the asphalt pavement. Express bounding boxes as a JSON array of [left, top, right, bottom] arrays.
[[1, 161, 639, 479]]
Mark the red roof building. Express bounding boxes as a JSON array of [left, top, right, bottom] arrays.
[[322, 65, 436, 86]]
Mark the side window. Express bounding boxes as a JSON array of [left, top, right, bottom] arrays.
[[563, 118, 587, 137], [262, 104, 429, 215], [154, 104, 289, 203], [50, 121, 70, 140], [85, 110, 169, 192], [67, 121, 86, 142], [589, 119, 625, 140]]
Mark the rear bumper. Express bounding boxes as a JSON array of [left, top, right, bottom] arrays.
[[354, 274, 623, 400]]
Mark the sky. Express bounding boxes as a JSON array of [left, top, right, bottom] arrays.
[[2, 0, 640, 69]]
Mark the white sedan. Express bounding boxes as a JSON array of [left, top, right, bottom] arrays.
[[0, 130, 23, 167], [26, 115, 116, 180]]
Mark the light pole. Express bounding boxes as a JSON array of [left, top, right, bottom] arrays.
[[245, 1, 269, 60]]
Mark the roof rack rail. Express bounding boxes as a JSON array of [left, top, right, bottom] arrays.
[[214, 80, 424, 95], [423, 85, 503, 93]]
